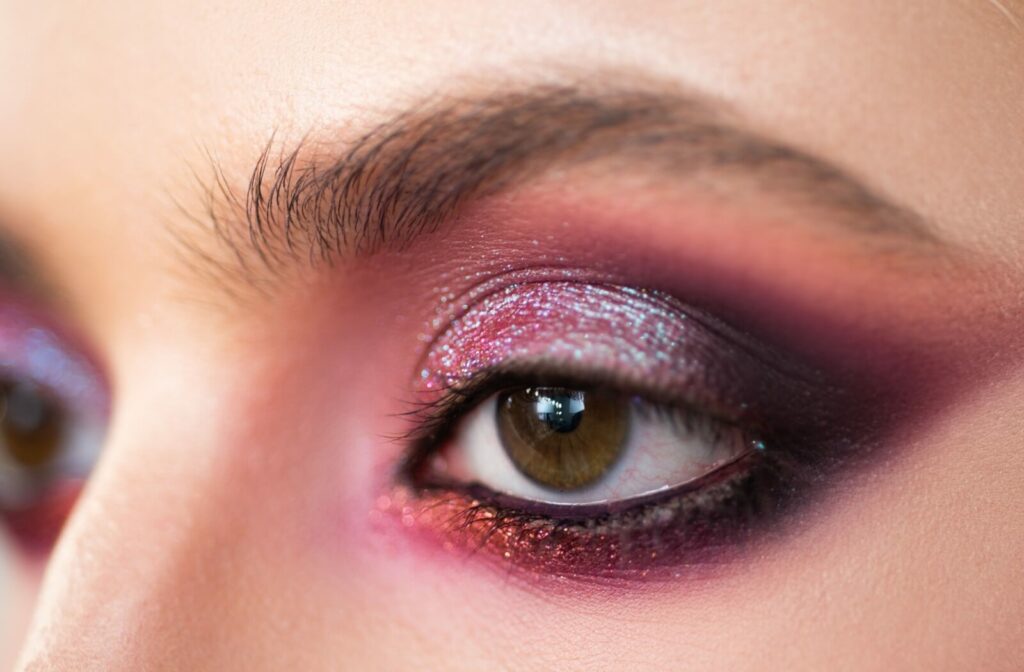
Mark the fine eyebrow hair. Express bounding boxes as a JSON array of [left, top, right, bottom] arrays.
[[189, 81, 937, 283]]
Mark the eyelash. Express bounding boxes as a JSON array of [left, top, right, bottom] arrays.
[[385, 274, 910, 582], [395, 363, 812, 579], [400, 363, 757, 472]]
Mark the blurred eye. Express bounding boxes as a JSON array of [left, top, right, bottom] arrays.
[[0, 312, 107, 555], [437, 385, 758, 506]]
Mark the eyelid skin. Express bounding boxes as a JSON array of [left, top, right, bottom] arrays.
[[416, 280, 815, 395]]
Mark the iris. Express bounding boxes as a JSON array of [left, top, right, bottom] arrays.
[[496, 388, 629, 491]]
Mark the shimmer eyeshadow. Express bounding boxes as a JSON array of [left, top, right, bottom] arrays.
[[416, 281, 820, 421], [393, 280, 878, 581], [420, 283, 691, 390]]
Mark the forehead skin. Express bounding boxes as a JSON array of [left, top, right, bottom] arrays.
[[0, 2, 1023, 670]]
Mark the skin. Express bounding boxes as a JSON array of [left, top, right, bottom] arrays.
[[1, 1, 1023, 670]]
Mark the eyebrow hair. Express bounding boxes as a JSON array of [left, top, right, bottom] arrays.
[[187, 80, 937, 286]]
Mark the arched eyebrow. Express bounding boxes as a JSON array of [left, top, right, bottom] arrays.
[[187, 82, 941, 287]]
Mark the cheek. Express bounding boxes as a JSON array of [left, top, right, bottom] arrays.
[[708, 365, 1024, 668]]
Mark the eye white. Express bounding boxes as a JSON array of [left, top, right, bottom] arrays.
[[439, 393, 753, 507]]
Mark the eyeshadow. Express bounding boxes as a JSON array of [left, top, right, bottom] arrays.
[[391, 278, 902, 581], [416, 281, 823, 416]]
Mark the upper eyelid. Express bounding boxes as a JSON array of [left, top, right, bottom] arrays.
[[415, 277, 829, 396]]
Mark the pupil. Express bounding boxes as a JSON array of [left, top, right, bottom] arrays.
[[531, 389, 585, 433]]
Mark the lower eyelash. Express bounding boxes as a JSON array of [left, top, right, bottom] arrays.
[[392, 362, 853, 580], [394, 450, 791, 581]]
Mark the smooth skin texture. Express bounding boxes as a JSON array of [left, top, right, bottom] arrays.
[[1, 1, 1024, 670]]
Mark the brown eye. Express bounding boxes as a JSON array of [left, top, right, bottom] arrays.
[[0, 371, 105, 554], [1, 380, 65, 469], [495, 387, 630, 491]]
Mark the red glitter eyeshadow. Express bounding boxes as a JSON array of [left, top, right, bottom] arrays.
[[388, 454, 771, 581]]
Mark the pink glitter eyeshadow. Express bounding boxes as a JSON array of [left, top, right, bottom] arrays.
[[418, 281, 747, 410]]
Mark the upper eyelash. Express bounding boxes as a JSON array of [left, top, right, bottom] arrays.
[[390, 360, 891, 578]]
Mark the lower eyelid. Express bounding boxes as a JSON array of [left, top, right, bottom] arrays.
[[389, 450, 773, 581], [1, 480, 83, 557]]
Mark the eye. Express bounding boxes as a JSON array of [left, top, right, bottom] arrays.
[[394, 279, 889, 579], [0, 312, 107, 555], [441, 386, 758, 505]]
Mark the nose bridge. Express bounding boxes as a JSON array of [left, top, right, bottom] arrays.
[[12, 313, 383, 670], [14, 380, 252, 670]]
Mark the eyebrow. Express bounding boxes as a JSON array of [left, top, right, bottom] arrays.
[[187, 81, 938, 285]]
